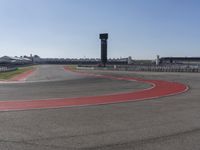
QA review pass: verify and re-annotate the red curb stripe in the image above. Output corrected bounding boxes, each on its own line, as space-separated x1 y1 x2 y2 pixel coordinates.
0 67 188 111
10 69 34 81
0 68 35 83
10 69 35 81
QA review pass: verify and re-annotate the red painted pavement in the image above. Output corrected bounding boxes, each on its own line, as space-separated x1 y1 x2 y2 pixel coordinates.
10 69 35 81
0 67 188 111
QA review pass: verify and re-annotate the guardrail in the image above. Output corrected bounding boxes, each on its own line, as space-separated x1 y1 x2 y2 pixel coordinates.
0 67 17 72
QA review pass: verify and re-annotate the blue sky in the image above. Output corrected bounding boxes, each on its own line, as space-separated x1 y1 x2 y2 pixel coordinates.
0 0 200 59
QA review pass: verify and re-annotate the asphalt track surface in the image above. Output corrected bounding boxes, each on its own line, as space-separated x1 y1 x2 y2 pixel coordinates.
0 65 186 111
0 65 150 101
0 65 199 150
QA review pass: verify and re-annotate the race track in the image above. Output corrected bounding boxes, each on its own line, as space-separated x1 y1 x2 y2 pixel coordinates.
0 65 187 111
0 65 199 150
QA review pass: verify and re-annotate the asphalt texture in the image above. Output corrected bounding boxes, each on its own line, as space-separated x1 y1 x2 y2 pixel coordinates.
0 65 200 150
0 65 149 100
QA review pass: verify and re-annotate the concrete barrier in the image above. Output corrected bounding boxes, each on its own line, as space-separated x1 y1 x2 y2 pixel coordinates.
76 67 94 70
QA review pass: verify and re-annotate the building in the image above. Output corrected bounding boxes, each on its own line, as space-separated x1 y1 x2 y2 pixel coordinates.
0 56 32 65
159 57 200 65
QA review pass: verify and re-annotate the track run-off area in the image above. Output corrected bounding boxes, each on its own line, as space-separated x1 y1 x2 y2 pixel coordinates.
1 65 200 150
0 65 188 111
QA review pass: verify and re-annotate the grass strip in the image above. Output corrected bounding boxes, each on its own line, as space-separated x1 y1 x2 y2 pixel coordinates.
66 65 77 71
0 67 33 80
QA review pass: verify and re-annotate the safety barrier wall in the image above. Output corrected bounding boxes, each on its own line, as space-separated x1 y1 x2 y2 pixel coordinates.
91 65 200 73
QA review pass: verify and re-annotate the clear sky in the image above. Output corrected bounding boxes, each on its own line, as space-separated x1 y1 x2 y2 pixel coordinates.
0 0 200 59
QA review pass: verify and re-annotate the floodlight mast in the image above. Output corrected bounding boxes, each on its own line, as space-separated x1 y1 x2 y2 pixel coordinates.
99 33 108 67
